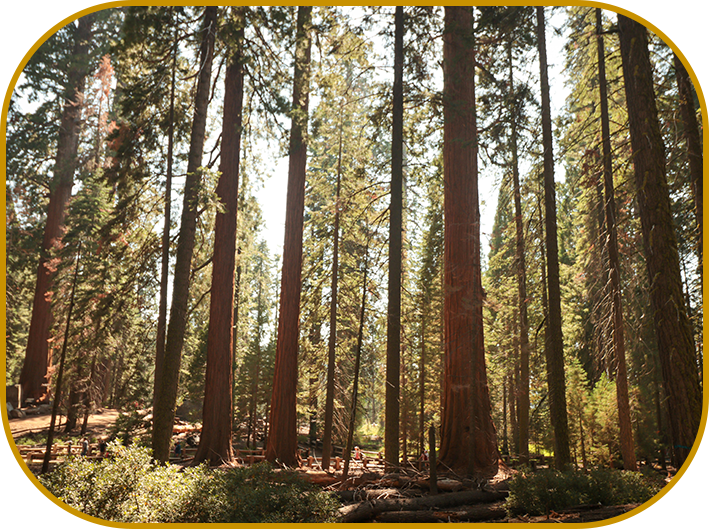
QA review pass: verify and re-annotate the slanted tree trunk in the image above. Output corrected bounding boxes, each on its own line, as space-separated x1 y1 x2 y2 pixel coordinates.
595 8 636 472
42 244 81 474
266 6 312 467
21 14 95 404
439 6 499 478
673 53 703 285
384 5 404 469
536 6 571 469
618 14 701 469
193 8 245 466
152 6 217 463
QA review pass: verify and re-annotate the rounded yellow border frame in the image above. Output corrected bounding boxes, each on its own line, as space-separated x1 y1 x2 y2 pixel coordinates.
0 0 709 529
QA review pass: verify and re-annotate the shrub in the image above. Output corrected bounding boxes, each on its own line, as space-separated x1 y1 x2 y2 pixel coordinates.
40 443 338 523
505 468 664 516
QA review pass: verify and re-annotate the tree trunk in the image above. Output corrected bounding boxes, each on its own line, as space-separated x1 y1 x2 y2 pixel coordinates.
439 6 499 478
266 6 312 468
152 6 217 463
507 39 530 465
596 8 636 472
321 102 345 471
154 16 179 404
618 14 701 469
193 9 245 466
536 6 571 469
42 244 81 474
673 53 703 285
20 14 94 404
343 240 369 480
385 5 404 469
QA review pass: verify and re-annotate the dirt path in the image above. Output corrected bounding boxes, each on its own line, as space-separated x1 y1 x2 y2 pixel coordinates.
8 409 121 439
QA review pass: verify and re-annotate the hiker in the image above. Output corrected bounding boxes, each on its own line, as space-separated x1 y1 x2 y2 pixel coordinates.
174 440 182 459
80 437 89 456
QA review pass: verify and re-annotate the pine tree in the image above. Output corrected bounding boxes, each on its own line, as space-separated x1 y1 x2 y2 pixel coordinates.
152 5 218 463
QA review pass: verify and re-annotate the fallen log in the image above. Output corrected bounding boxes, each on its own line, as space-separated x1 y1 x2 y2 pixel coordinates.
337 489 508 523
374 502 507 523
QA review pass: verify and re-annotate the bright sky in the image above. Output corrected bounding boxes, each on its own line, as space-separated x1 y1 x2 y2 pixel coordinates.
256 7 570 262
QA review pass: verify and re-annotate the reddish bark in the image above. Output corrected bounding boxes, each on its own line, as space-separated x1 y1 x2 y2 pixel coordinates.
20 14 95 403
266 6 312 468
438 6 499 477
618 14 701 469
193 11 245 466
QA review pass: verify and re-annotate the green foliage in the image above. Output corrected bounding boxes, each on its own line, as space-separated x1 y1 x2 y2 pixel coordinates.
40 444 339 523
505 468 663 516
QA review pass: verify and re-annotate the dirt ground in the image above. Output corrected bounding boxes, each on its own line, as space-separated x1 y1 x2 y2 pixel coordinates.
8 409 121 440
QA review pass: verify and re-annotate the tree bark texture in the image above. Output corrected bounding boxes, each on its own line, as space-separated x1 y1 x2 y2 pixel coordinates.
673 53 703 284
266 6 312 468
439 6 499 478
152 5 217 463
596 8 636 472
537 6 571 469
193 10 245 466
21 14 94 403
384 5 404 468
618 14 702 469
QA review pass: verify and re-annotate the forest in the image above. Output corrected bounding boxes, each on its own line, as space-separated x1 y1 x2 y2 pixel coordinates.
4 4 704 524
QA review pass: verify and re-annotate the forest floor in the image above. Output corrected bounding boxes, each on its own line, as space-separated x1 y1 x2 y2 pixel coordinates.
8 408 121 440
5 411 659 523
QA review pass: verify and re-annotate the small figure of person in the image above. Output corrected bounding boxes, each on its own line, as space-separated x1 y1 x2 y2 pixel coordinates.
80 437 89 456
354 446 362 462
174 440 182 459
98 438 107 457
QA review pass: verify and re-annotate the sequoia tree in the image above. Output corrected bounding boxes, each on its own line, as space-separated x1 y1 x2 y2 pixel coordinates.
193 8 246 466
618 14 701 469
19 14 95 403
266 6 312 467
438 6 499 477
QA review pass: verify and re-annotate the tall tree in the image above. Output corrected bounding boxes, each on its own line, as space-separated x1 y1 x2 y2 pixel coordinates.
673 53 703 285
507 37 531 466
438 6 499 477
595 8 636 472
385 4 404 469
536 7 571 469
266 6 313 467
618 14 702 469
20 13 95 403
320 100 344 471
193 8 246 466
152 5 218 463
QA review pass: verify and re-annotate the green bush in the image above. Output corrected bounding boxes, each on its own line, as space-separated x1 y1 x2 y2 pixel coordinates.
40 443 339 523
505 468 663 516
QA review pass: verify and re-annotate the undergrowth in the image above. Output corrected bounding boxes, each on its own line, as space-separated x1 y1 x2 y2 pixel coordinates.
39 443 339 523
505 467 665 516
